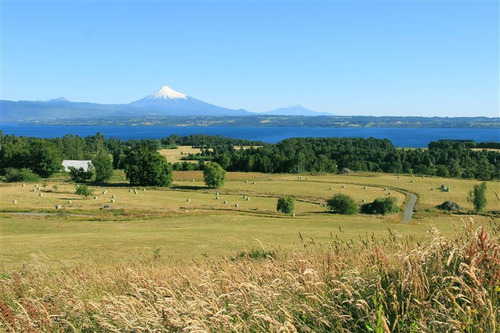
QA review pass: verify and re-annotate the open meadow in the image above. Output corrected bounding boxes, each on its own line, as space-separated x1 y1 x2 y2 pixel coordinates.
1 171 498 268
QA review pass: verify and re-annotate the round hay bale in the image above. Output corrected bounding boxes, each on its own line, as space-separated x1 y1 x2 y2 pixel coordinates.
94 196 99 200
361 199 366 203
67 200 72 204
22 184 25 187
55 205 61 209
102 190 107 194
410 180 414 183
245 180 249 183
216 192 219 196
292 213 296 217
38 193 43 197
305 177 309 181
246 197 250 201
143 188 146 191
111 199 115 203
234 203 239 207
341 185 345 189
192 179 195 182
186 198 190 202
112 195 116 199
223 200 228 204
431 188 434 191
363 186 367 189
252 181 256 185
13 200 17 204
329 187 333 190
216 196 220 200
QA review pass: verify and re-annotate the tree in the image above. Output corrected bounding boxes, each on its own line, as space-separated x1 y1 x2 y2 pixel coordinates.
361 197 399 215
468 182 487 213
29 142 61 178
277 197 295 214
203 162 226 189
75 184 93 198
326 194 357 215
4 168 40 182
69 166 94 183
93 153 114 183
124 144 173 186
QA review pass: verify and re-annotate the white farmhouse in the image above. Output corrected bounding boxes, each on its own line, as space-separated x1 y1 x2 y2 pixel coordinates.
62 160 93 172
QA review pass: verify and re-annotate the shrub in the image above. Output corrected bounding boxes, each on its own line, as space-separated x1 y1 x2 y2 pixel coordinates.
326 194 357 215
361 197 399 215
277 197 295 214
4 168 41 182
436 201 461 212
75 185 93 198
203 162 226 189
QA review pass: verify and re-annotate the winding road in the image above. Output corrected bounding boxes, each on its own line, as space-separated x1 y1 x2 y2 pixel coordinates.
402 192 418 224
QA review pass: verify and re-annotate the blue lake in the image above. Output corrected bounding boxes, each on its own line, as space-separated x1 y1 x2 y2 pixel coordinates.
1 124 499 147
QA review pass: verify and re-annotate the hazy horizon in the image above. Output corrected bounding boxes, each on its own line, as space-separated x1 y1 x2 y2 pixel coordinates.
2 1 499 117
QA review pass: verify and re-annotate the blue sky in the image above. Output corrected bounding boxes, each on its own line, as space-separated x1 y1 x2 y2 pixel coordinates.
2 1 499 116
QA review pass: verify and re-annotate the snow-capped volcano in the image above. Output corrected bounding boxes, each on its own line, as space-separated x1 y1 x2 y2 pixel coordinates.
147 85 188 100
129 85 251 116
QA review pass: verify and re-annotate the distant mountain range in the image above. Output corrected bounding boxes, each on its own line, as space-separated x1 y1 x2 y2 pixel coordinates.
261 105 331 116
0 86 330 122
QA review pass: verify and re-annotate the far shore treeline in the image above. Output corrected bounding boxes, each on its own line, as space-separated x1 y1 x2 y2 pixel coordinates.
0 131 498 181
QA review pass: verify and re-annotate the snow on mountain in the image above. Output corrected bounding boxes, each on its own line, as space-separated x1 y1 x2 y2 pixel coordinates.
147 86 188 100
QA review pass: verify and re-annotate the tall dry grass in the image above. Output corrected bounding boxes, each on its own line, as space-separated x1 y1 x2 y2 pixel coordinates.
1 217 499 332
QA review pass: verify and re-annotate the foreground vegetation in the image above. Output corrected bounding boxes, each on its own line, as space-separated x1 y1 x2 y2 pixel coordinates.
1 218 498 331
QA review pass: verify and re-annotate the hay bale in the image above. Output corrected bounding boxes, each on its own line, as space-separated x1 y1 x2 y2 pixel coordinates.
223 200 228 204
112 195 116 199
22 184 25 187
330 187 333 190
292 213 295 217
388 192 391 195
94 196 99 200
410 180 414 183
383 187 387 191
38 193 43 197
363 186 367 189
186 198 190 202
253 181 256 185
128 189 132 192
111 199 115 203
143 188 146 191
246 197 250 201
67 200 72 204
102 190 107 194
245 180 249 183
341 185 345 188
216 192 219 196
234 203 239 207
216 196 220 200
12 200 17 204
361 199 366 203
431 188 434 191
192 179 195 182
55 205 61 209
397 176 400 179
305 177 309 181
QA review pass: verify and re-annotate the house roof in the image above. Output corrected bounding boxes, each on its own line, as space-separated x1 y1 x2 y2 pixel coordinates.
62 160 93 172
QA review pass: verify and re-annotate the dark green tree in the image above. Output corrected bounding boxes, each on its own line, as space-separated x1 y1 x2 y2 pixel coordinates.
124 145 173 186
326 194 357 215
69 166 94 183
93 153 114 183
29 142 61 178
277 197 295 214
203 162 226 189
467 182 488 213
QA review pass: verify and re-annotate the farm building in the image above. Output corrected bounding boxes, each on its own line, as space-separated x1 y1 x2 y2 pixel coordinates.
62 160 93 172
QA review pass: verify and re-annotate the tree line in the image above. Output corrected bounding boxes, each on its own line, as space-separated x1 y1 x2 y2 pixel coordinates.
0 131 498 182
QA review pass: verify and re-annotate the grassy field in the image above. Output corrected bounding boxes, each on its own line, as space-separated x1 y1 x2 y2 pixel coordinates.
1 171 498 268
1 171 499 331
158 145 211 162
